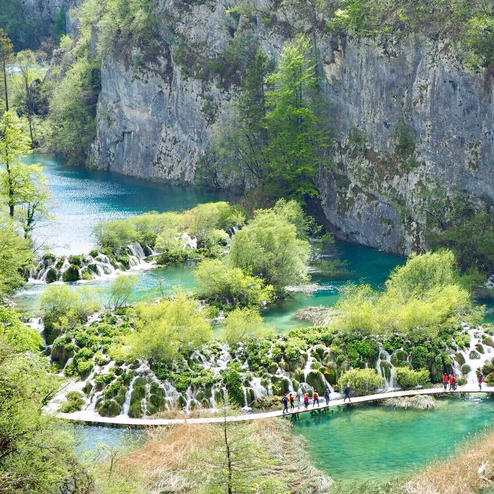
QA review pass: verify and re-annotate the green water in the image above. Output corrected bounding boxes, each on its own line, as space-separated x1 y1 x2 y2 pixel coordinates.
16 155 405 330
294 396 494 481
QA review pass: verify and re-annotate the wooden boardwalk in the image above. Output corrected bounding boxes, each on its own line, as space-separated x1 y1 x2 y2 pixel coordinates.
57 386 494 428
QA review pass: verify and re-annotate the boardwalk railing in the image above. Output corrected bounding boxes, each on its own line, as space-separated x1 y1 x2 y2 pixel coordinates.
57 386 494 428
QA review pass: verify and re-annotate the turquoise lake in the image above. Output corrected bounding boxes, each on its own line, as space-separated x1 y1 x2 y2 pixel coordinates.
16 154 405 331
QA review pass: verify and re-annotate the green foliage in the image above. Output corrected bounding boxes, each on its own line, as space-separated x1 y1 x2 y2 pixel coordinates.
0 306 42 351
47 58 100 163
395 367 430 388
195 259 273 309
40 285 101 343
220 308 274 345
229 201 311 290
328 0 494 69
337 368 386 395
0 222 33 298
428 210 494 274
264 35 331 200
95 202 245 252
0 339 87 493
332 251 480 335
221 362 245 406
59 391 85 413
394 120 415 158
108 274 138 310
115 291 212 362
0 111 50 230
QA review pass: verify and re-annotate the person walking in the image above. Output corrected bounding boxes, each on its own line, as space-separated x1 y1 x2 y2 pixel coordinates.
449 374 456 391
324 388 330 405
442 373 449 391
304 393 310 409
344 384 351 403
289 393 295 410
282 395 289 414
297 390 302 409
478 375 483 390
313 391 319 407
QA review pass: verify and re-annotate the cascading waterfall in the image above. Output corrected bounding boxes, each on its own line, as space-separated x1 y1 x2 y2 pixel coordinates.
30 242 156 284
376 345 398 390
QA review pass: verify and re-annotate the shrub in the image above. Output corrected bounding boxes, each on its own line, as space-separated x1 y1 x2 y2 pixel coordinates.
337 368 386 396
195 259 274 309
395 367 430 389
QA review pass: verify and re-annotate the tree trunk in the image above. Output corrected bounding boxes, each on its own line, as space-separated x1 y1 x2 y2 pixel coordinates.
2 58 8 111
223 418 233 494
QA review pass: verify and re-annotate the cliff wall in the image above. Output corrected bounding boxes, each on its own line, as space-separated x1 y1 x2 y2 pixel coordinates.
88 0 493 254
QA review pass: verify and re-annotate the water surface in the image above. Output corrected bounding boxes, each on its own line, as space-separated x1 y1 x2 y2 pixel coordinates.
295 396 494 481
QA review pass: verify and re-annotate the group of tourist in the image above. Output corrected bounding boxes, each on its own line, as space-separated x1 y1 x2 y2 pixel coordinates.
282 372 487 414
442 373 485 391
281 385 352 414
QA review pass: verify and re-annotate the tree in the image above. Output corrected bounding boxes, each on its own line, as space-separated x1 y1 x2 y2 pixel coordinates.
0 306 42 352
195 259 274 309
221 308 274 345
207 50 273 189
264 35 331 200
116 291 212 362
0 337 91 493
0 223 33 299
0 111 50 224
40 285 101 343
229 207 311 291
0 29 13 112
108 274 138 310
15 50 36 144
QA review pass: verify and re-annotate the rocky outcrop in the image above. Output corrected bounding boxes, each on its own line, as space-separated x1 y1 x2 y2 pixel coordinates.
88 0 493 255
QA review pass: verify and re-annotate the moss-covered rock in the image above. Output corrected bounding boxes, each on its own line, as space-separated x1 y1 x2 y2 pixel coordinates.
98 400 121 417
62 265 80 282
475 343 485 354
306 371 326 392
46 267 59 283
455 352 466 365
81 269 93 280
461 364 472 375
69 255 83 266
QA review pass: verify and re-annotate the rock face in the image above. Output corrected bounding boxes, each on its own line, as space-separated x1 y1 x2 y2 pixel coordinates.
318 36 493 254
18 0 81 38
88 0 493 254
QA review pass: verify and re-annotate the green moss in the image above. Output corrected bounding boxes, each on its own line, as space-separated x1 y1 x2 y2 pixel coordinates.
62 265 80 282
98 400 121 417
128 401 143 418
46 268 59 283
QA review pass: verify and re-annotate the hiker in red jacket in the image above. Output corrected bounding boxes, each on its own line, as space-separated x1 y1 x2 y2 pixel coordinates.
449 374 456 391
478 375 483 390
313 391 319 407
442 373 449 391
289 393 295 409
304 393 310 409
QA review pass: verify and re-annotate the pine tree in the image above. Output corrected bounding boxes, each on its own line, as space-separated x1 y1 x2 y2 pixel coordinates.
264 34 331 201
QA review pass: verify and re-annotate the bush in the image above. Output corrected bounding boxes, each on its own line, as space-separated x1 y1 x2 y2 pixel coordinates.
395 367 430 389
337 368 386 396
457 376 468 386
195 259 273 309
59 391 85 413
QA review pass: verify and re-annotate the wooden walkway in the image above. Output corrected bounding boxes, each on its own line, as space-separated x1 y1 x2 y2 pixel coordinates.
57 386 494 428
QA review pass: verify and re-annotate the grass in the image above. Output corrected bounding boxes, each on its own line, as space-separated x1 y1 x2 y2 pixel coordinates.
403 428 494 494
99 419 332 493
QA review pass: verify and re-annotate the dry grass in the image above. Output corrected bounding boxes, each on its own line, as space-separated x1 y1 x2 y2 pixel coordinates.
112 419 332 494
403 429 494 494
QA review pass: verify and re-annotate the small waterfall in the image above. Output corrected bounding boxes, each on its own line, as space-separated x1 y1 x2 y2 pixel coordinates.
303 351 314 382
26 317 44 334
456 326 493 385
376 345 397 390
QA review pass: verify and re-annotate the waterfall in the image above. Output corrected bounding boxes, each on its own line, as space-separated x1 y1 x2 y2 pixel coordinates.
456 325 493 386
376 345 397 390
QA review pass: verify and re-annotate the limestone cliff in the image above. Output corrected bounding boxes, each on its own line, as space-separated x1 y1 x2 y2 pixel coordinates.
87 0 492 255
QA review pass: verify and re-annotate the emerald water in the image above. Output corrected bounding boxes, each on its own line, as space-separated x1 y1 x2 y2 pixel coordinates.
294 396 494 481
